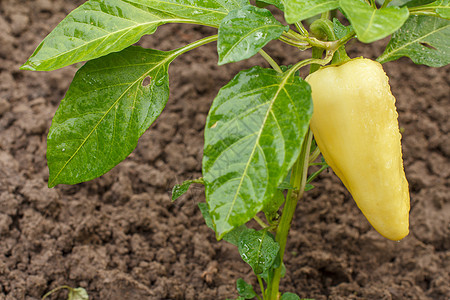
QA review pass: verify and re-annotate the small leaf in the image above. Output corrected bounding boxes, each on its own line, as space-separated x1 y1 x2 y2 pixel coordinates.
340 0 410 43
218 5 288 65
284 0 340 24
198 203 247 246
278 171 293 189
377 15 450 66
172 182 193 201
263 189 285 221
21 0 246 71
69 288 89 300
280 292 300 300
304 184 314 191
203 66 313 238
47 46 175 187
238 228 280 274
172 179 204 201
333 18 353 39
236 278 257 299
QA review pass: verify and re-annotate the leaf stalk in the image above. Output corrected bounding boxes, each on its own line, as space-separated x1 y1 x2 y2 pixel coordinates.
259 49 283 73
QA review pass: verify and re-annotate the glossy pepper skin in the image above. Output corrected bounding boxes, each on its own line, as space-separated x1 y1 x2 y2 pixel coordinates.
306 58 410 241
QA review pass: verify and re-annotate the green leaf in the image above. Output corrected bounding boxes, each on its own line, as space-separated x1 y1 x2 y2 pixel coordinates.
236 278 257 299
284 0 340 24
411 0 450 20
256 0 285 10
263 189 285 221
401 0 436 7
377 15 450 66
259 261 286 282
435 0 450 19
198 203 247 246
333 18 353 39
238 229 280 274
172 178 204 201
199 202 216 230
304 183 314 191
21 0 246 71
47 46 176 187
218 5 288 65
172 182 193 201
68 288 89 300
340 0 410 43
280 293 300 300
376 0 413 6
202 66 313 238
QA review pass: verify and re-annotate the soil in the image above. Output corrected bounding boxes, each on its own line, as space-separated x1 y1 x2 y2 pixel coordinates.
0 0 449 299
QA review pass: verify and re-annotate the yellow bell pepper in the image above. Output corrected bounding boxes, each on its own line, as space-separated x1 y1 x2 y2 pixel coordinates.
306 58 410 241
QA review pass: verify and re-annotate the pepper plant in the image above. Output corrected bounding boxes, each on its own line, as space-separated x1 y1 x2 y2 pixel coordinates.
21 0 449 299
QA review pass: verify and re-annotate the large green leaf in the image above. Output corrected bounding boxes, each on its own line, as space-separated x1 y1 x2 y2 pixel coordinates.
283 0 340 24
238 228 280 274
340 0 410 43
47 46 179 187
21 0 246 71
377 15 450 66
218 5 288 65
202 66 313 238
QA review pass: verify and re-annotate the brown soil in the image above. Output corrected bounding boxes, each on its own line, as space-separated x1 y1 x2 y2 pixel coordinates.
1 0 449 299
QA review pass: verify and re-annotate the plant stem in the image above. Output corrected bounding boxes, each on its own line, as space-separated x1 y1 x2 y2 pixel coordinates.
289 53 334 75
254 215 270 229
259 50 283 73
295 22 308 36
267 130 314 300
283 30 334 49
381 0 392 9
306 164 328 184
42 286 72 300
279 36 310 50
309 147 321 163
257 275 265 300
173 35 218 57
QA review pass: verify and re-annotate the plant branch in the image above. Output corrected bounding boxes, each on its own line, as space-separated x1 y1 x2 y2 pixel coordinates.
334 30 356 49
306 164 328 184
254 215 270 229
279 36 310 50
257 275 265 300
295 22 309 36
282 30 334 49
288 51 334 75
259 50 283 73
381 0 392 9
173 35 218 57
